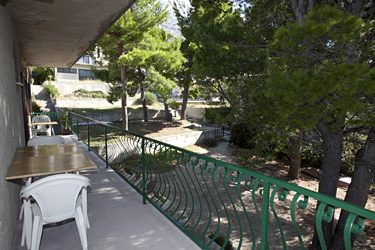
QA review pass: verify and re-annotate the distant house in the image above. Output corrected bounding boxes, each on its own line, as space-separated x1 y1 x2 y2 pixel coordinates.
55 52 106 82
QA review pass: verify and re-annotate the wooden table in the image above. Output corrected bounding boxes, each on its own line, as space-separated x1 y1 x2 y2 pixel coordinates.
6 144 97 180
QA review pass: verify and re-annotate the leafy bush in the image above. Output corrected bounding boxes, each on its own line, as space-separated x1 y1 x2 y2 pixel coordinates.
32 100 42 112
168 99 180 109
134 92 158 105
300 132 364 176
300 144 323 169
44 83 59 98
32 67 55 85
201 138 218 147
230 123 257 148
58 111 69 129
341 133 365 176
72 89 107 98
204 107 231 125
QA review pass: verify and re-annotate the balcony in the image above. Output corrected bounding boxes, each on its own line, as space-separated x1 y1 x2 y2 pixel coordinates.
18 112 375 250
13 135 199 250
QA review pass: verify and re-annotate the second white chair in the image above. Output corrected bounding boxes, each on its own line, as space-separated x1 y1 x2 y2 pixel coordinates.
21 174 91 250
31 115 54 137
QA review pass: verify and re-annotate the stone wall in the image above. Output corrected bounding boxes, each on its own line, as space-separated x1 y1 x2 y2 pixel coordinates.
0 6 25 250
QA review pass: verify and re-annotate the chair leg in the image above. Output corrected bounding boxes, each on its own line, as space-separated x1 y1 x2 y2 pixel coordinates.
31 216 41 250
82 189 90 228
21 217 26 247
24 200 32 249
36 219 43 250
19 204 24 220
75 207 88 250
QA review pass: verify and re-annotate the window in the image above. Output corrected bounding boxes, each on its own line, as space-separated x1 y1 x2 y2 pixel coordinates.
78 55 95 65
57 68 77 74
82 56 90 64
78 69 97 81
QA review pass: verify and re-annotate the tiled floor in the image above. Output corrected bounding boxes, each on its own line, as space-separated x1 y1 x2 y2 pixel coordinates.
13 137 200 250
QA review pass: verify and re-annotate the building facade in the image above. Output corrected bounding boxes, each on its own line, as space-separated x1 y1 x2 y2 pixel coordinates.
55 53 107 82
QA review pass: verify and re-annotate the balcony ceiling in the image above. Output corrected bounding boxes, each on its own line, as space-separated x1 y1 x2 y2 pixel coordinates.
6 0 133 67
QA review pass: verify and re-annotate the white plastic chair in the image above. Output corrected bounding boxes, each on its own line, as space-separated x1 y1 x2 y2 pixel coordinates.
31 115 54 137
27 136 65 147
21 174 91 250
20 136 66 225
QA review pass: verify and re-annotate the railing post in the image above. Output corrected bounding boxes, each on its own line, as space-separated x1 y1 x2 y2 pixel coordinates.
260 181 271 250
77 117 80 140
68 112 72 132
87 119 90 151
141 137 146 205
104 126 108 168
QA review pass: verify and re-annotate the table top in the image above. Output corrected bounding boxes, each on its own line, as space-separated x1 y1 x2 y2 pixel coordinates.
6 144 97 180
29 121 58 126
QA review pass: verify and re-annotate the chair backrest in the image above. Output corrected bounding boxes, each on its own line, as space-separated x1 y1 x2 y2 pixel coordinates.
21 174 91 224
27 136 65 146
32 115 52 134
32 115 51 123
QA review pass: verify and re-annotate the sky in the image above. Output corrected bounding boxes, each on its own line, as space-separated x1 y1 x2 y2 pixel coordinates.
159 0 191 37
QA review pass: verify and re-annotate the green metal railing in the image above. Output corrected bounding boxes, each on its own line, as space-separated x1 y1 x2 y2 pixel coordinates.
68 112 375 250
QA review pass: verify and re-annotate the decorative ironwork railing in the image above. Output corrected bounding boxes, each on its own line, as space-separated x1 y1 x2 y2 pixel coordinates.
68 112 375 250
201 125 225 139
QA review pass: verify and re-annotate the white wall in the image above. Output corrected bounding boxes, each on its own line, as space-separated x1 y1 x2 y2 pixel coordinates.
55 70 78 81
0 6 26 250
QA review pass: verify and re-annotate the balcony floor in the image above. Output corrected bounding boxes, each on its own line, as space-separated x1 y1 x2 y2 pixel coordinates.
13 136 200 250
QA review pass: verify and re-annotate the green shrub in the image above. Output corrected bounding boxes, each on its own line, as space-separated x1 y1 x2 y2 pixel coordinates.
58 111 69 129
73 89 107 99
201 138 218 147
168 99 180 109
300 133 364 176
341 133 365 176
44 83 59 98
300 144 323 169
230 123 257 148
135 92 158 105
204 107 231 125
72 89 107 98
32 100 42 112
32 67 55 85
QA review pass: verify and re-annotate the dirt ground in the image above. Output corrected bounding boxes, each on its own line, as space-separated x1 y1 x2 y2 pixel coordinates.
196 140 375 212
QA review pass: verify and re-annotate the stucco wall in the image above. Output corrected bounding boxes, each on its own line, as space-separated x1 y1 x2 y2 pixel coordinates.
0 6 25 250
55 71 79 81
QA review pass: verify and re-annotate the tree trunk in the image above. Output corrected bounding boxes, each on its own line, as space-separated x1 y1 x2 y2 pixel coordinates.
120 65 128 130
291 0 314 24
140 85 148 122
180 82 189 120
164 102 172 122
330 128 375 249
287 132 302 179
311 121 343 249
350 0 365 17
